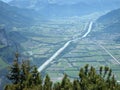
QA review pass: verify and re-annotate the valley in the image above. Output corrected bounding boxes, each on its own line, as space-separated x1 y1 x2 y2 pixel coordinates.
0 0 120 89
12 16 120 83
44 39 120 82
1 12 120 85
16 18 87 67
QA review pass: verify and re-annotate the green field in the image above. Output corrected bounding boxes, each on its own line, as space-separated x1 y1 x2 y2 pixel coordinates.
44 38 120 82
13 18 87 67
5 13 120 82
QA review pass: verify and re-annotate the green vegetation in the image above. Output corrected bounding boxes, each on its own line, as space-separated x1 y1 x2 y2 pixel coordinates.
0 57 8 70
0 45 5 48
5 55 120 90
11 19 87 67
1 9 120 89
45 39 120 80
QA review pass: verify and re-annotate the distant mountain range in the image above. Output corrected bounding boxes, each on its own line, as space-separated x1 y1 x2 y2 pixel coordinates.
0 0 120 22
0 0 120 21
9 0 120 18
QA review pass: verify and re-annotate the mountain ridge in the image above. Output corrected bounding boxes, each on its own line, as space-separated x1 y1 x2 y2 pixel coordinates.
8 0 120 18
96 8 120 33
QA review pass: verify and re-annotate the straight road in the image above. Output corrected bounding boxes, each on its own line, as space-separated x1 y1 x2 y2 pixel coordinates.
97 42 120 65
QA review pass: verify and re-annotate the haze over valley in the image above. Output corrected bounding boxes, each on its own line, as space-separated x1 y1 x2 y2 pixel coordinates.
0 0 120 89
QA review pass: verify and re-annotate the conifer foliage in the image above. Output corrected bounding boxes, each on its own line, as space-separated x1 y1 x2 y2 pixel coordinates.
5 54 120 90
5 53 42 90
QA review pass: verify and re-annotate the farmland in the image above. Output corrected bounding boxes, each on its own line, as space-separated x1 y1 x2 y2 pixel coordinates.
3 13 120 82
14 18 87 67
44 38 120 82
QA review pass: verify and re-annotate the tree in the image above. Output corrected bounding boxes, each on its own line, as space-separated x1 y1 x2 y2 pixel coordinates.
5 53 42 90
78 65 120 90
61 74 72 90
104 66 109 78
5 55 120 90
43 74 52 90
73 79 81 90
53 82 61 90
84 64 89 75
99 66 103 75
31 66 42 85
7 53 20 84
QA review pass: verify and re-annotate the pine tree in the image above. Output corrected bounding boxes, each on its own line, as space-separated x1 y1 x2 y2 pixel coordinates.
43 74 52 90
61 74 72 90
31 66 42 86
5 56 120 90
84 64 89 75
104 66 109 78
53 82 61 90
73 79 81 90
7 53 20 84
5 53 43 90
99 66 103 76
20 60 32 87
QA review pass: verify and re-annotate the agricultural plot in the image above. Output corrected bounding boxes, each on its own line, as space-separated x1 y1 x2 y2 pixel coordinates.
44 38 120 82
10 14 120 82
14 19 86 67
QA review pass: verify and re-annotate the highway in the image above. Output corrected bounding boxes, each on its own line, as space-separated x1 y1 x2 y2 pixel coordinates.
38 21 93 72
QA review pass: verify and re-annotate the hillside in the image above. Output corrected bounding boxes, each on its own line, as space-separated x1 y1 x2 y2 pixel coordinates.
0 28 8 47
0 27 8 69
0 1 37 28
91 8 120 42
0 1 30 62
0 2 33 88
97 8 120 33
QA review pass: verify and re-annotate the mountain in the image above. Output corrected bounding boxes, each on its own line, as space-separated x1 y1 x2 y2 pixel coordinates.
91 8 120 42
9 0 95 17
8 0 120 18
0 28 27 90
96 8 120 33
0 1 32 65
0 28 8 47
0 1 38 28
9 0 120 8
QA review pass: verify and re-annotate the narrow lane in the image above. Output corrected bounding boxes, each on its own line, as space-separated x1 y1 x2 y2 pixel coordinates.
97 42 120 65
